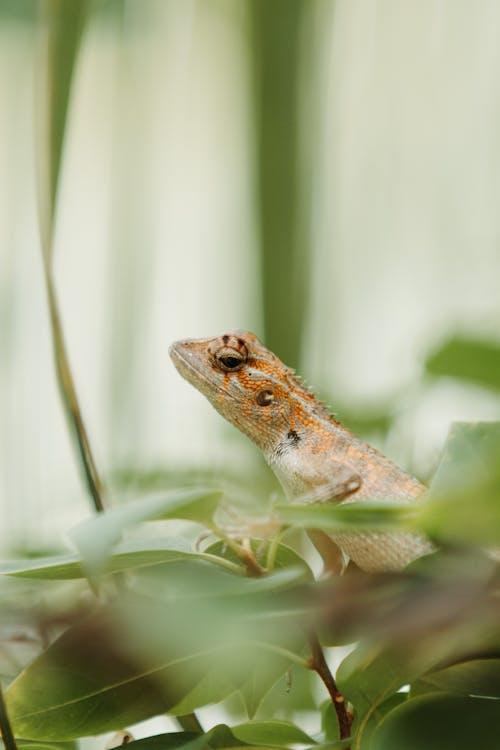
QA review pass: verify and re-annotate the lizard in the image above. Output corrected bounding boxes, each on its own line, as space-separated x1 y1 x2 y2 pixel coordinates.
169 330 434 572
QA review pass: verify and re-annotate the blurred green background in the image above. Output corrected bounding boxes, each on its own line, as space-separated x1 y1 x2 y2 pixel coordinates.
1 0 500 550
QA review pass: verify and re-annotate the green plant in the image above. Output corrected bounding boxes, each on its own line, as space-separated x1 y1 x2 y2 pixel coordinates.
1 4 500 749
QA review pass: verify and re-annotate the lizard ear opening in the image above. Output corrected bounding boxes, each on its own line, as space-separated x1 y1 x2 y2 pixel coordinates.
256 389 274 406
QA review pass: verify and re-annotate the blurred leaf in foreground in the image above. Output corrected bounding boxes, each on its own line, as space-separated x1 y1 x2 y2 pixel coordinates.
0 742 75 750
0 537 241 581
425 336 500 392
120 723 307 750
231 720 315 746
418 658 500 698
5 611 187 740
371 693 500 750
420 421 500 546
69 488 222 576
5 555 310 740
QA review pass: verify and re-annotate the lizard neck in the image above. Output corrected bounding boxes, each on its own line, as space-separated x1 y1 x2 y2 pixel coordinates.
265 404 423 502
263 402 354 495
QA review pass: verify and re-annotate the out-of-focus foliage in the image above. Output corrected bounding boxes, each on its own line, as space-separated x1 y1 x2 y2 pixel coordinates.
2 421 500 746
2 1 500 749
426 336 500 393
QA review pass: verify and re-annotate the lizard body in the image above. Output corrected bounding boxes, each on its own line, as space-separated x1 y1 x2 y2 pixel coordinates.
169 331 433 571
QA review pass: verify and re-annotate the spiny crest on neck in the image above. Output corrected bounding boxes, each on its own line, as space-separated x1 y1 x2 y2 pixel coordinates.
239 332 342 429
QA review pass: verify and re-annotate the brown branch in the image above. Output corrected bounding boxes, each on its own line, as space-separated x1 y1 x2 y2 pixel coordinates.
307 632 352 742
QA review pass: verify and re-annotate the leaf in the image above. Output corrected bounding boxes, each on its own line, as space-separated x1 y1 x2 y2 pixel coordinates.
420 422 500 545
275 502 411 532
336 645 438 750
321 700 340 743
5 556 309 740
116 733 202 750
119 723 288 750
69 488 222 576
420 658 500 698
239 657 294 719
37 0 89 244
231 720 315 746
4 610 233 741
252 666 318 722
371 693 500 750
120 560 310 670
0 744 75 750
428 421 500 493
0 537 228 580
425 336 500 392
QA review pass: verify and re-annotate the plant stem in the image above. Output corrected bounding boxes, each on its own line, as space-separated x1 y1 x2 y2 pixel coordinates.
209 526 266 577
37 1 106 515
0 684 18 750
200 552 246 575
44 274 106 513
266 527 287 571
307 632 352 742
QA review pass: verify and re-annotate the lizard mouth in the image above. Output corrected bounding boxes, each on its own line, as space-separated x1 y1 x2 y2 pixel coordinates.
169 341 236 400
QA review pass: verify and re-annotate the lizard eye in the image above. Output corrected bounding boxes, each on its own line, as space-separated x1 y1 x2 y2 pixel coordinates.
215 348 246 372
256 389 274 406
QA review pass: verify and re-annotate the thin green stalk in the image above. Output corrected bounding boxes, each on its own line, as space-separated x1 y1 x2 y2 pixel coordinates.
0 684 18 750
265 527 288 571
200 552 246 576
42 271 106 513
36 0 106 514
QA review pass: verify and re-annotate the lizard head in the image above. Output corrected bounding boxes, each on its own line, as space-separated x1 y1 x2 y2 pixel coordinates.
169 330 309 452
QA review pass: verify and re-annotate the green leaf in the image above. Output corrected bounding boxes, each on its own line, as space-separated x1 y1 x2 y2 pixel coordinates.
4 555 309 740
371 693 500 750
0 744 75 750
4 610 234 741
425 336 500 392
428 421 500 493
420 422 500 545
239 657 293 720
321 700 340 743
0 537 232 580
120 561 310 669
123 723 288 750
117 733 204 750
275 502 411 532
69 488 222 575
336 645 438 750
231 720 315 746
253 666 318 722
37 0 89 245
420 658 500 698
